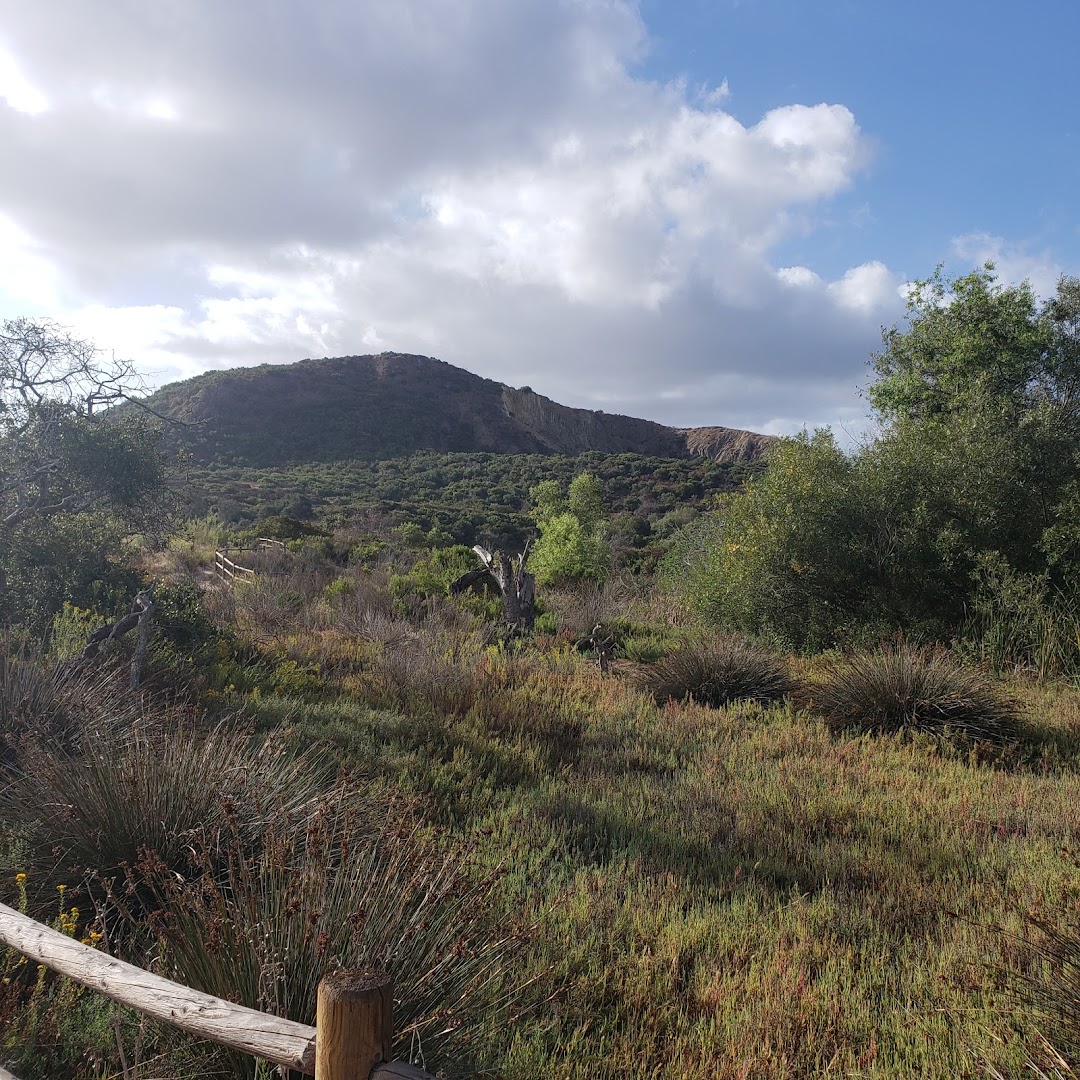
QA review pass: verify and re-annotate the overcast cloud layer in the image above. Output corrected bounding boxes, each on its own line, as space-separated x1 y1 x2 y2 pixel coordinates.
0 0 975 434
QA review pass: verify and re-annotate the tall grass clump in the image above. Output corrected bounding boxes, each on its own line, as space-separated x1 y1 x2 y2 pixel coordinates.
1000 908 1080 1074
130 791 534 1078
0 650 148 767
806 642 1023 743
965 557 1080 681
635 634 795 708
0 662 333 924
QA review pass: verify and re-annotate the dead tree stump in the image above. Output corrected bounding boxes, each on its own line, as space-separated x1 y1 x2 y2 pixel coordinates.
469 544 536 632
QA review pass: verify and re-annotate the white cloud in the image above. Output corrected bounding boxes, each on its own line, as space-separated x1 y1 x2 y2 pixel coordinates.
65 303 190 381
777 266 823 289
827 261 902 313
0 213 61 311
952 232 1064 300
0 0 908 433
0 46 48 115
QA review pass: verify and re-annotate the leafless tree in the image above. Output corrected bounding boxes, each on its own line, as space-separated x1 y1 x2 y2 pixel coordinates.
1 318 161 528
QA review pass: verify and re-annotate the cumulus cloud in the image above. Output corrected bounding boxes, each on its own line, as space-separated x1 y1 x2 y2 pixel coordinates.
0 0 907 433
952 233 1065 301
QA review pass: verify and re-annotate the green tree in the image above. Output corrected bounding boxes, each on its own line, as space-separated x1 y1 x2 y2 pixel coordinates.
869 266 1080 582
528 472 610 586
0 319 171 627
668 431 871 649
868 265 1048 422
675 267 1080 650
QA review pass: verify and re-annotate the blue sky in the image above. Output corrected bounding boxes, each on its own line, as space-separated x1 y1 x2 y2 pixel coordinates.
641 0 1079 282
0 0 1076 437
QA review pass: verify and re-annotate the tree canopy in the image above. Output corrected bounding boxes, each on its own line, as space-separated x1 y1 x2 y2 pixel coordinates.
528 472 610 586
0 319 172 625
672 267 1080 652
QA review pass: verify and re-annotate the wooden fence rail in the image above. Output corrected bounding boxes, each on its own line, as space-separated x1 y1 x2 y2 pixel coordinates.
0 902 435 1079
213 548 256 582
213 538 289 583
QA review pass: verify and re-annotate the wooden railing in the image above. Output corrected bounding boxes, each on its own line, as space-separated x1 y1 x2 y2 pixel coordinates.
0 902 436 1079
213 548 256 582
214 538 289 583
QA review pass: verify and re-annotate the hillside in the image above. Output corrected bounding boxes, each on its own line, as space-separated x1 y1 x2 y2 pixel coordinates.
143 352 774 467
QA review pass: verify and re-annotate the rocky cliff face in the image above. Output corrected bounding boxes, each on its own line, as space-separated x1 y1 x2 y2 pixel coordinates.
498 386 690 457
143 352 776 466
679 425 777 464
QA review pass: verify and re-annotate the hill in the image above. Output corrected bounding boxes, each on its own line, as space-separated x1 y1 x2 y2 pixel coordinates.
143 352 774 467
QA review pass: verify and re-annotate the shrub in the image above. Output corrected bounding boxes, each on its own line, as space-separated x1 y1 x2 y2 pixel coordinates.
805 643 1022 743
635 635 795 708
541 578 642 640
0 669 333 925
130 796 534 1076
47 603 109 663
963 554 1080 681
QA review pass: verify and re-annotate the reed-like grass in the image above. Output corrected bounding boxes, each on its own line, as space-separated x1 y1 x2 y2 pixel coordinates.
804 642 1024 743
634 634 795 708
131 792 535 1077
995 902 1080 1073
0 659 333 927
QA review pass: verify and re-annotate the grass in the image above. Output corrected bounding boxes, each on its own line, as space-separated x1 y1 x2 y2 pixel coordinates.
996 899 1080 1072
634 633 795 708
5 566 1080 1078
130 790 536 1077
219 611 1080 1077
0 668 334 928
803 642 1024 744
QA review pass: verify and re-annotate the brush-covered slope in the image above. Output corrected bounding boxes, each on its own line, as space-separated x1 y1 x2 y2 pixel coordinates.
145 352 773 466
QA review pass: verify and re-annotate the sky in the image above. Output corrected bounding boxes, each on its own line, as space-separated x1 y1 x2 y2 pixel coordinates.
0 0 1077 438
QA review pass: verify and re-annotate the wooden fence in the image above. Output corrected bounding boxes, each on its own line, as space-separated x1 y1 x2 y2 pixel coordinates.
213 538 288 583
213 548 256 582
0 902 436 1079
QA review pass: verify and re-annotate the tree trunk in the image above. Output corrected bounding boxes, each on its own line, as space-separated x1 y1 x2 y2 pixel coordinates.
471 545 536 632
74 587 156 687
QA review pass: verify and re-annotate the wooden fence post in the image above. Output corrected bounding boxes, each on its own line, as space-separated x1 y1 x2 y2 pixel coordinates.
315 971 393 1080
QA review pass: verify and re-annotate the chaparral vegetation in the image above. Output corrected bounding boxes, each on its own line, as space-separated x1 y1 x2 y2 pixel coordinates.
2 268 1080 1078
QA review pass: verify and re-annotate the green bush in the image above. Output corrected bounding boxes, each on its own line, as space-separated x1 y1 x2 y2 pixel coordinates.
805 643 1022 743
46 603 108 663
963 554 1080 681
248 514 327 542
635 635 795 708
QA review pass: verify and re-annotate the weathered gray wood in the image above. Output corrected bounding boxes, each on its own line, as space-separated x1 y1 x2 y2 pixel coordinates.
0 902 317 1074
72 586 157 687
214 549 256 582
129 589 155 688
0 1065 23 1080
472 543 536 631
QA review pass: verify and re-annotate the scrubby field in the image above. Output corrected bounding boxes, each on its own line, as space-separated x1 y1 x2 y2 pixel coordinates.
6 555 1074 1079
